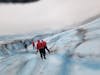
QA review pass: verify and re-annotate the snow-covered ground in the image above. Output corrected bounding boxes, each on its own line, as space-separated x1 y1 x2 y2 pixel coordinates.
0 18 100 75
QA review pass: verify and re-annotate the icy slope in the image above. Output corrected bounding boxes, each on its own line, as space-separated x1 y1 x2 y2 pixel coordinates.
0 18 100 75
43 18 100 75
46 17 100 54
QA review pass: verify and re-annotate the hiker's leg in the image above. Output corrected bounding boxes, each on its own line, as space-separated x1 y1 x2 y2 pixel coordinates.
39 50 43 59
43 49 46 59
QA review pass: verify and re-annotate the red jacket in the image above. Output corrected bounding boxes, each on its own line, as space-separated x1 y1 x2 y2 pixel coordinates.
36 41 43 50
32 41 35 46
42 41 47 47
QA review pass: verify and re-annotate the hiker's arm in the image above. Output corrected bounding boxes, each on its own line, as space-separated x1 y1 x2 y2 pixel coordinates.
45 46 50 53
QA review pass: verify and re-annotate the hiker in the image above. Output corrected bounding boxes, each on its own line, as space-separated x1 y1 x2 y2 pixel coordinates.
42 40 50 54
32 41 35 50
36 40 46 59
23 41 28 52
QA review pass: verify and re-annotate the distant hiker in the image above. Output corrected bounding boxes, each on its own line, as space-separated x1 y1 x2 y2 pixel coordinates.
32 41 35 50
23 42 28 52
42 40 50 54
36 40 46 59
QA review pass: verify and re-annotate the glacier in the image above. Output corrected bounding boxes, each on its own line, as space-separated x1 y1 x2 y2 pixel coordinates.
0 18 100 75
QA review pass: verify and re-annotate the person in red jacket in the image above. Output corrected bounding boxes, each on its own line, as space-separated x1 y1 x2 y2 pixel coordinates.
36 40 46 59
42 40 50 54
32 41 35 50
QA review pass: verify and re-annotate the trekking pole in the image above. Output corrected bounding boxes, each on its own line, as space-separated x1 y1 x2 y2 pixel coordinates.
49 43 57 54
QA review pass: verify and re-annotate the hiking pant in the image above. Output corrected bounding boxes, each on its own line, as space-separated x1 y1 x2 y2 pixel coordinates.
39 48 46 59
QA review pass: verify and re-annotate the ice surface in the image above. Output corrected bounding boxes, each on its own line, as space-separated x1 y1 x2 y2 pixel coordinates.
0 18 100 75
